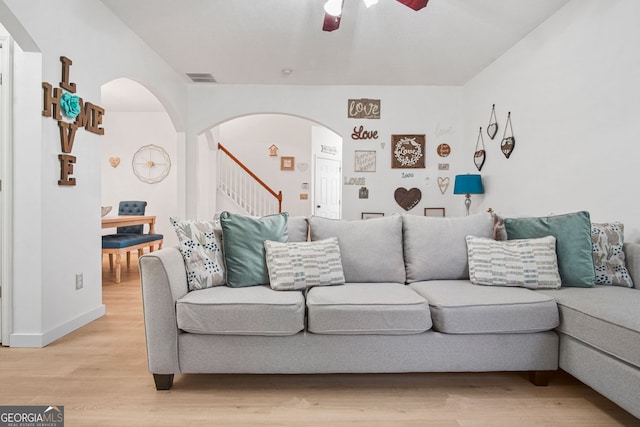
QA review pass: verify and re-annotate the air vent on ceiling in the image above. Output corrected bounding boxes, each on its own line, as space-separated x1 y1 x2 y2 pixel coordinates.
186 73 217 83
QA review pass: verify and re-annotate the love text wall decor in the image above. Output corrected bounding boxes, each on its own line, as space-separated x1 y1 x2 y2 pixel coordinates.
42 56 105 186
347 99 380 119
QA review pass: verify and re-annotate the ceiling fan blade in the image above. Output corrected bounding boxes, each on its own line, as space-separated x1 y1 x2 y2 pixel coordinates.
396 0 429 11
322 13 341 31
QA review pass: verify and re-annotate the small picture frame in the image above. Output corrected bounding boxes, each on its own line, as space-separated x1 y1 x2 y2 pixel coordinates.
361 212 384 220
424 208 445 217
280 156 295 171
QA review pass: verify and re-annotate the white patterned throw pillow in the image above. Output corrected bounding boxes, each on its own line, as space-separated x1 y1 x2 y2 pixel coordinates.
466 235 561 289
591 222 633 287
264 237 345 291
170 217 225 291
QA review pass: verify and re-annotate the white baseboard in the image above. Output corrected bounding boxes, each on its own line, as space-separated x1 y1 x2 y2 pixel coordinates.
9 304 106 348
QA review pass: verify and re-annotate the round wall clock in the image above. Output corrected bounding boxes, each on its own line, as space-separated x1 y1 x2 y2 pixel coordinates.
132 144 171 184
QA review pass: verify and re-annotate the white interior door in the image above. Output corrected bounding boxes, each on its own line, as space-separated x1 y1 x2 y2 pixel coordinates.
314 157 341 219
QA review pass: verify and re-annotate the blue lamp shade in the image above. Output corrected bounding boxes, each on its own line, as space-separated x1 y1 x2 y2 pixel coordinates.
453 174 484 195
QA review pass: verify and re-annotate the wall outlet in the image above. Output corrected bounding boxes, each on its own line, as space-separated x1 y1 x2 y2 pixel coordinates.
75 273 83 290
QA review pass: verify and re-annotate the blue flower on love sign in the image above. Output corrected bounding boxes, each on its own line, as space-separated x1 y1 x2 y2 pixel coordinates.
60 92 81 119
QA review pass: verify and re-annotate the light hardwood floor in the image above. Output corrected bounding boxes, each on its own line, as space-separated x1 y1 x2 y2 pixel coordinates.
1 257 638 426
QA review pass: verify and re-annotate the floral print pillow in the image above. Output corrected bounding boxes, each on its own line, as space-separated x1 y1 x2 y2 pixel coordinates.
170 217 225 291
591 223 633 287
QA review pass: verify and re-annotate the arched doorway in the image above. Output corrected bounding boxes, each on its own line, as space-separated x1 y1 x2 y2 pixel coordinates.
100 78 180 256
198 114 342 219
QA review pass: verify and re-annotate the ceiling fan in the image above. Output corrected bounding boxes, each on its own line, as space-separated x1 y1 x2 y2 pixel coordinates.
323 0 429 32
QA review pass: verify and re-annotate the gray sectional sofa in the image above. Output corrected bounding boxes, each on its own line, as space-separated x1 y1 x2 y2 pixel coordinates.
138 213 640 419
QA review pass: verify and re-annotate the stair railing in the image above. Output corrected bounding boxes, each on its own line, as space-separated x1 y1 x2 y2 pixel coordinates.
217 143 282 216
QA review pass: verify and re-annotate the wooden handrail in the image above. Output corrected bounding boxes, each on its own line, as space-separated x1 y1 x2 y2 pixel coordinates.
218 143 282 213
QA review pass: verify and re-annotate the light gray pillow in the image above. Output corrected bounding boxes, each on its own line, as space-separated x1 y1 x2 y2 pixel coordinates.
466 235 562 289
264 237 345 291
308 215 405 283
403 213 494 282
288 216 309 242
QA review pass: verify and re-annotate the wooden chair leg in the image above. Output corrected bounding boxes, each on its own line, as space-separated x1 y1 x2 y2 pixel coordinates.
126 251 131 268
108 253 114 270
115 253 122 284
138 248 144 258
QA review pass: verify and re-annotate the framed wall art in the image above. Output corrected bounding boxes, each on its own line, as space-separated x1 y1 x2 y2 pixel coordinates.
361 212 384 220
280 156 295 171
354 150 376 172
391 134 425 169
424 208 446 217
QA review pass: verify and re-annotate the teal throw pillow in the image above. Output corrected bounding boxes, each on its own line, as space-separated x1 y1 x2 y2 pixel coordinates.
220 211 289 287
504 211 595 287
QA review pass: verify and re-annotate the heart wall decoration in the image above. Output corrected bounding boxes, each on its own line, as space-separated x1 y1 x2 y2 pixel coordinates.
474 127 486 171
109 157 120 168
437 177 450 194
487 104 498 139
501 112 516 159
394 187 422 211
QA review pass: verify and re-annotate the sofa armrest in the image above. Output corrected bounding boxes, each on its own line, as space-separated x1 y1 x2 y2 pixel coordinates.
623 243 640 290
139 247 188 375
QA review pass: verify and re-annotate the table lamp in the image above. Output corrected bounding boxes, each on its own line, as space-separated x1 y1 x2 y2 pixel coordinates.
453 174 484 216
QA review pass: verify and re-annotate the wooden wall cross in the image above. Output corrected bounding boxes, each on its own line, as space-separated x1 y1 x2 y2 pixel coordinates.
42 56 105 186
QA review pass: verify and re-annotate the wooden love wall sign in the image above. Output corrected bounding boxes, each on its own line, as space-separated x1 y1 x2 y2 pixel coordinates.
394 187 422 211
42 56 105 186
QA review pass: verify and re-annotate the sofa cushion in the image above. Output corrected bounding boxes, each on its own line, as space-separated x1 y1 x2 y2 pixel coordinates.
220 211 289 287
288 216 309 242
409 280 559 334
591 223 633 287
176 285 304 336
537 286 640 368
466 235 561 289
170 217 225 290
505 211 595 288
264 237 345 291
308 215 405 283
306 282 431 335
403 213 494 282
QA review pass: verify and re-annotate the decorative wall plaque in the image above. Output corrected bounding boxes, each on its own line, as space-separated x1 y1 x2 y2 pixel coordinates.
436 143 451 157
42 56 105 186
394 187 422 211
354 150 376 172
351 125 379 140
347 98 380 119
391 134 425 169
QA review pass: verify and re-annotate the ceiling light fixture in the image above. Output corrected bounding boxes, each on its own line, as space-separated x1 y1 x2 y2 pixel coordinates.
324 0 343 17
322 0 428 32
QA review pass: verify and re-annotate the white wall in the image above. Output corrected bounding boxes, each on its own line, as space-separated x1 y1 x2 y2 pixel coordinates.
463 0 640 240
188 85 467 220
101 112 178 247
2 0 187 347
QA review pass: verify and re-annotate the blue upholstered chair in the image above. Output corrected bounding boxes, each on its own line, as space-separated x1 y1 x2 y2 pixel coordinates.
116 201 147 234
102 201 163 283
